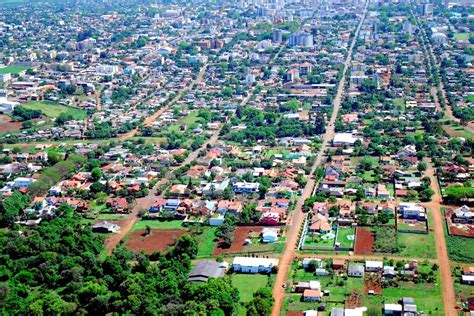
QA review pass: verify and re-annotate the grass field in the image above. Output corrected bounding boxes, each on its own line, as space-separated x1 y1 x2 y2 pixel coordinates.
396 231 436 259
454 32 471 41
195 227 217 258
442 209 474 263
0 65 30 74
96 214 126 221
168 111 201 132
22 101 87 120
130 220 184 232
336 226 355 248
231 274 269 302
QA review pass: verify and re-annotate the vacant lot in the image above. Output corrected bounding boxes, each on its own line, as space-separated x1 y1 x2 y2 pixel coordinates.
0 115 21 133
355 227 374 255
125 229 186 254
214 226 263 255
397 232 436 259
454 32 471 41
0 65 29 73
22 101 86 119
231 274 270 302
130 220 184 232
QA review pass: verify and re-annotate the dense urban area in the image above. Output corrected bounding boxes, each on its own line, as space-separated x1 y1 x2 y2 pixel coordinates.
0 0 473 315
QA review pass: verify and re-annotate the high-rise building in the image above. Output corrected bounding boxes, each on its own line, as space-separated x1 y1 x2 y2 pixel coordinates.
420 3 433 17
289 32 313 48
272 29 283 43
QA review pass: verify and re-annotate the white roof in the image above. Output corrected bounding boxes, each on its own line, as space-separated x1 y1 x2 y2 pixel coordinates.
334 133 359 144
462 275 474 281
345 307 367 316
309 280 320 290
233 257 279 267
385 304 403 311
366 260 383 268
304 310 318 316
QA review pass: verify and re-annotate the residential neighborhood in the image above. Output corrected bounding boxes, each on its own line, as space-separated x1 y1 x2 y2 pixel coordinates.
0 0 472 315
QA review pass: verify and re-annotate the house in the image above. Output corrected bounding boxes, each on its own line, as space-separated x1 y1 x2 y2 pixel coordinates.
232 257 279 274
332 259 345 270
383 266 397 278
296 280 320 293
333 133 361 146
452 206 474 224
262 227 279 243
150 199 166 213
348 265 365 277
217 200 243 216
308 214 331 233
399 202 425 220
315 268 330 276
377 183 390 199
462 266 474 276
365 260 383 272
302 258 322 269
233 181 259 193
12 177 35 188
303 289 322 302
209 214 225 226
92 221 120 233
384 303 402 315
188 260 227 283
462 275 474 285
401 297 417 314
163 199 180 213
365 187 376 198
259 212 281 226
107 197 129 213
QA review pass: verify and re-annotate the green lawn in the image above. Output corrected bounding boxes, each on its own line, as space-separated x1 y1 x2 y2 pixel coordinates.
130 220 184 232
304 233 335 248
96 214 125 221
231 274 270 302
362 170 376 182
0 65 30 74
442 208 474 263
396 232 436 259
336 226 355 248
168 111 201 133
22 101 87 120
454 32 471 41
195 227 217 258
90 201 108 212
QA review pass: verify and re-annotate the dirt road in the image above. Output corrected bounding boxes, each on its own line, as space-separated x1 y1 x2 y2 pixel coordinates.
270 4 368 315
420 159 457 316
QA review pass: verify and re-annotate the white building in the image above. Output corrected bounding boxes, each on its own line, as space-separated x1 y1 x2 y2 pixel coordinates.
333 133 362 146
232 257 279 274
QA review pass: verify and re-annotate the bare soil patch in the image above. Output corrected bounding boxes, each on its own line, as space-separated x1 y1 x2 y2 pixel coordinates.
355 227 374 255
125 229 186 254
213 226 264 255
0 115 21 132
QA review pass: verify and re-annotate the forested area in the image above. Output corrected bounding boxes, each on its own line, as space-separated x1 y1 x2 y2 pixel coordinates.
0 208 247 315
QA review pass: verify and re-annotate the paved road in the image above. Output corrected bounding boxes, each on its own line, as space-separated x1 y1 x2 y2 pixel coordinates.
420 159 457 316
270 4 368 315
416 11 474 134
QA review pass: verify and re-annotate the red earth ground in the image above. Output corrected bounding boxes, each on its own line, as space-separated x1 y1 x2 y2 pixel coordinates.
354 227 375 255
0 115 21 133
124 229 186 254
213 226 264 255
